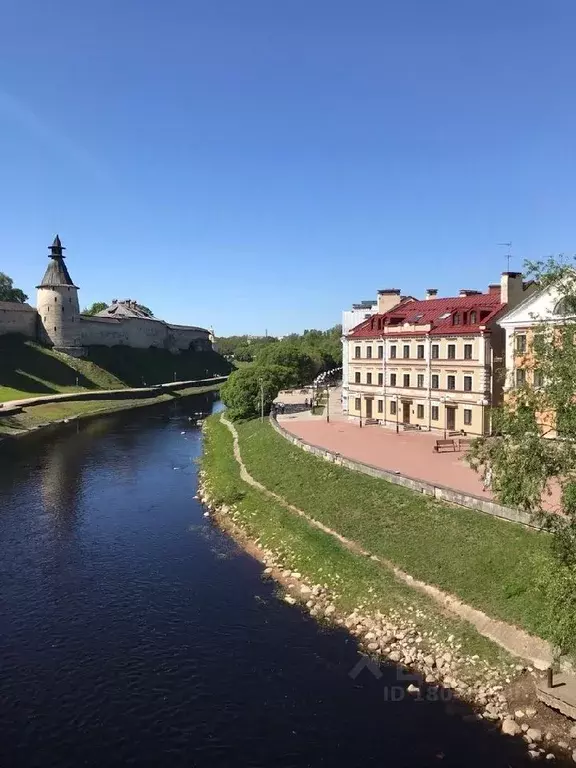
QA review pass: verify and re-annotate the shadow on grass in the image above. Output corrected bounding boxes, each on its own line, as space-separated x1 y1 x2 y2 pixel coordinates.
0 335 95 394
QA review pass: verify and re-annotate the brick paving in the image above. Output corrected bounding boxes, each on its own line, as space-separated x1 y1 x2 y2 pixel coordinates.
280 415 491 498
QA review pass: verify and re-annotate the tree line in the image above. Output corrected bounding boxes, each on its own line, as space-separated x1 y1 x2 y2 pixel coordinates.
220 326 342 421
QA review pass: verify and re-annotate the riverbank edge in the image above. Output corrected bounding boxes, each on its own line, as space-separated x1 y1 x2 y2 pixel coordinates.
198 413 575 759
0 383 222 443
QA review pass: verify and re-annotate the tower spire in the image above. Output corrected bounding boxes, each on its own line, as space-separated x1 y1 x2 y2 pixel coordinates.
49 234 66 258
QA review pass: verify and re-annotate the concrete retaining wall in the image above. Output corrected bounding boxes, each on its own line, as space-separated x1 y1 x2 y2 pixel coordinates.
270 417 538 530
0 376 228 416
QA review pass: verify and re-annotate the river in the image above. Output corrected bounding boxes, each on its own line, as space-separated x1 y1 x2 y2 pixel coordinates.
0 394 532 766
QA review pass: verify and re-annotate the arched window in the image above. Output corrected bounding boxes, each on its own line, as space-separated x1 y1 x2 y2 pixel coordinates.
470 311 477 324
554 297 576 316
54 297 57 302
453 313 460 325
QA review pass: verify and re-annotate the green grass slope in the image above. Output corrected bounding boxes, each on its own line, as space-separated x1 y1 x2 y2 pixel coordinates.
0 334 232 402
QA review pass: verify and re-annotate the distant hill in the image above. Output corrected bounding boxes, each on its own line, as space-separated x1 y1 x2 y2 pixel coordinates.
0 334 233 403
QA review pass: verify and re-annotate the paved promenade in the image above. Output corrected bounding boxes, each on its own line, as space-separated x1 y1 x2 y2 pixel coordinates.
276 387 491 499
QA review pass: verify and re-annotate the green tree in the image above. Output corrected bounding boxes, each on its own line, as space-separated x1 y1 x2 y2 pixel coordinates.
255 342 318 387
468 256 576 654
220 364 291 421
0 273 28 303
82 302 107 316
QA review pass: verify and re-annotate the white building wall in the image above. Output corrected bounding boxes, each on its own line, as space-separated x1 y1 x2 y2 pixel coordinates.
341 304 377 413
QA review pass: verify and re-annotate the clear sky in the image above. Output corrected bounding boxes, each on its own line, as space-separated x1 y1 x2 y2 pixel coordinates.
1 1 575 335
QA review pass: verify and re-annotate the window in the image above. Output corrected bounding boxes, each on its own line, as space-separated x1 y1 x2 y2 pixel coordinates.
417 344 424 359
54 297 57 303
354 346 361 359
417 404 424 419
69 298 72 304
431 405 439 421
447 344 456 359
354 371 361 383
390 400 397 415
61 306 64 313
431 344 439 359
390 346 397 359
431 375 439 389
516 368 526 387
464 376 472 392
377 399 383 413
390 373 397 386
417 374 424 388
534 369 544 388
447 375 456 390
378 345 383 359
516 334 527 353
403 374 410 388
378 372 383 386
355 398 361 411
403 345 410 359
453 313 460 325
464 409 472 426
366 372 372 384
464 344 472 360
470 311 477 324
366 346 372 359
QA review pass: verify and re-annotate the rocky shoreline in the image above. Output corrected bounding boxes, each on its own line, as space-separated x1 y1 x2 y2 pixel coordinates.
197 461 576 763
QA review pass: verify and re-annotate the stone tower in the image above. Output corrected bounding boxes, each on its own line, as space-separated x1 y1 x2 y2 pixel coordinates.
37 235 81 351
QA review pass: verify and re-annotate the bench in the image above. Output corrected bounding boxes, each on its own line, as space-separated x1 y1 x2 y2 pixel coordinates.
403 423 421 431
434 438 457 452
456 438 472 451
364 418 379 426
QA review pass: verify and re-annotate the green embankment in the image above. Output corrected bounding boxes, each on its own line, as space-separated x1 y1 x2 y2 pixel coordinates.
0 334 232 402
234 419 559 651
202 414 511 664
0 384 221 436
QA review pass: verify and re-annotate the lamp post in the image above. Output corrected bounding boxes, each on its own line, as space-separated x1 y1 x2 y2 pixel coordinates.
395 395 399 434
441 395 452 439
326 385 330 423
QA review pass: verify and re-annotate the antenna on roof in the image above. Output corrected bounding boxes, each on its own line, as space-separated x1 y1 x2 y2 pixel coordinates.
498 242 513 271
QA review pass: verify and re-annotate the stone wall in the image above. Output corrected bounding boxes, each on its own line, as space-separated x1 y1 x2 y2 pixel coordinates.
78 316 211 351
0 303 38 338
270 416 538 530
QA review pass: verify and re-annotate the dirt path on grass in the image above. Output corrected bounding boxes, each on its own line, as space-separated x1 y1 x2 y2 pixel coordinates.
221 413 555 670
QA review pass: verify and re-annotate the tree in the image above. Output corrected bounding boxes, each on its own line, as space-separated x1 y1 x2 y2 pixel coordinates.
82 302 107 316
220 364 292 421
255 342 318 387
0 273 28 303
468 256 576 655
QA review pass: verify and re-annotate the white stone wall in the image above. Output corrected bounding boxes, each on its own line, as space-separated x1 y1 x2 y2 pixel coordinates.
0 305 37 338
37 285 81 348
78 316 211 351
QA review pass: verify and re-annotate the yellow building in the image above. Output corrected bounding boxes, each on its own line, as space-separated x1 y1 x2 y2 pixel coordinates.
344 273 534 436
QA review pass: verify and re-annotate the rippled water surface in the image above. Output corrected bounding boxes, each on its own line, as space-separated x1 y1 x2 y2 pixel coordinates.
0 394 532 766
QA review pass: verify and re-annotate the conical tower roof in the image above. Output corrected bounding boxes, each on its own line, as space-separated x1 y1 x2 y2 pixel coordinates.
37 235 78 288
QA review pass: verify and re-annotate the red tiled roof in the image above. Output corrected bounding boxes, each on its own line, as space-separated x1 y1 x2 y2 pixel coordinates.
348 294 505 338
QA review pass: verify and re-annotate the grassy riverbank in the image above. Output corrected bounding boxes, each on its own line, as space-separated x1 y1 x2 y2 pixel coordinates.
0 334 232 402
234 419 560 654
0 384 221 437
202 414 513 666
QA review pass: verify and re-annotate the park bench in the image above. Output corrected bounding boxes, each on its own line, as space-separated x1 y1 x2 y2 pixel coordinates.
403 423 421 431
364 418 379 426
433 438 457 452
456 438 472 451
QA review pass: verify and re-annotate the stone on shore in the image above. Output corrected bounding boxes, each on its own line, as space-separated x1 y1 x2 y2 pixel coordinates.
501 718 522 737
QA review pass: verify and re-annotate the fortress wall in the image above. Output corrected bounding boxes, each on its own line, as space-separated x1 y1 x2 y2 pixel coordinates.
80 316 168 348
169 326 211 351
0 305 37 338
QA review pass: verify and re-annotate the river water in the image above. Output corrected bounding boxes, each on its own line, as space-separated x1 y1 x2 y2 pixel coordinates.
0 394 532 767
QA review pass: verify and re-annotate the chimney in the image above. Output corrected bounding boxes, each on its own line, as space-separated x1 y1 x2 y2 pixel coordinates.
459 289 481 298
487 284 500 296
425 288 438 300
377 288 401 314
500 272 524 308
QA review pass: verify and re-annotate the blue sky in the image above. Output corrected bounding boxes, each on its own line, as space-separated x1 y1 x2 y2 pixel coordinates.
1 1 575 335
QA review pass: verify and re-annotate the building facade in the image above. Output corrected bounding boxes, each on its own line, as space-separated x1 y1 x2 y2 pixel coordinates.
345 273 535 436
0 236 214 355
341 299 377 414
